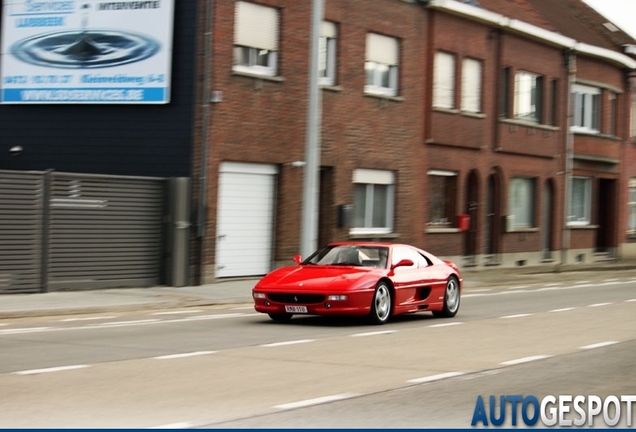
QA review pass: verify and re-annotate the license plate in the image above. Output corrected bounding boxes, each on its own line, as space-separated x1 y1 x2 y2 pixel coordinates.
285 305 308 313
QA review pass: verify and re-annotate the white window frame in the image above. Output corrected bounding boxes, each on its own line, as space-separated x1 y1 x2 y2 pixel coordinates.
433 51 455 109
568 177 592 226
319 21 337 86
461 58 482 113
508 177 535 228
514 71 542 123
351 169 395 235
571 84 601 133
233 1 279 77
364 33 399 97
628 179 636 234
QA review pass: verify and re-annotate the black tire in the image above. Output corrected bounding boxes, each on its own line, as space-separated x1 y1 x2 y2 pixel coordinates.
433 276 460 318
268 312 293 322
368 281 392 325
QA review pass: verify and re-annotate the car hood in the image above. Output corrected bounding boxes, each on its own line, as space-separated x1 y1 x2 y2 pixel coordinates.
255 265 382 291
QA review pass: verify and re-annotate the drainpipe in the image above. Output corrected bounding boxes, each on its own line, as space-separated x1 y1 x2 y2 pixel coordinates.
561 49 575 267
197 0 214 279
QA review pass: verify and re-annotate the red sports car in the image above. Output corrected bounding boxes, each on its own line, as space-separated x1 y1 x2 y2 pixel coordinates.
252 242 462 324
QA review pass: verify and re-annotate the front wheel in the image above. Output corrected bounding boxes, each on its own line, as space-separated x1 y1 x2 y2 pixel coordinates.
433 276 460 318
368 281 392 325
268 312 293 322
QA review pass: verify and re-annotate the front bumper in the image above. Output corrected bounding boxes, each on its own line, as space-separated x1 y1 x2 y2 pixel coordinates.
253 288 374 316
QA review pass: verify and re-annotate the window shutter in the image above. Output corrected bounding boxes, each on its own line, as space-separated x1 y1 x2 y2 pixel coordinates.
235 1 279 51
434 52 455 108
366 33 398 65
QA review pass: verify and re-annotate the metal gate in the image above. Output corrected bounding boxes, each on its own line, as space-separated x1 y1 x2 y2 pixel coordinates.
0 170 169 293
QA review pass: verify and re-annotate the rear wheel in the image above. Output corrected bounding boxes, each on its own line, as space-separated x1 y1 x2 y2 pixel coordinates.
369 281 392 325
433 276 460 318
268 312 292 322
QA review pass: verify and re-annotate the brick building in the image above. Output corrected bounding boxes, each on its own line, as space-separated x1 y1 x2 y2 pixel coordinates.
192 0 636 282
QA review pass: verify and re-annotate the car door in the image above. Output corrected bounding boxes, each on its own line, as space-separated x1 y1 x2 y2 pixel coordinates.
390 246 426 307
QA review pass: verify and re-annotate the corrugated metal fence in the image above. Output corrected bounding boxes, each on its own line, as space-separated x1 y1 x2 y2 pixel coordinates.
0 170 168 294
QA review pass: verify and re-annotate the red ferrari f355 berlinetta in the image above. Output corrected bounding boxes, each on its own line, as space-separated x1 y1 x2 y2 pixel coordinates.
252 242 462 324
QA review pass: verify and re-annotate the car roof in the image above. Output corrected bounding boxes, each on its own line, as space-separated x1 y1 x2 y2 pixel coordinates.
327 241 407 248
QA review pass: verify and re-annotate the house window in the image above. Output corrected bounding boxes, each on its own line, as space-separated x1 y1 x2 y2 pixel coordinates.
514 71 543 123
500 67 510 117
352 169 395 234
319 21 337 86
569 177 592 225
571 84 600 133
428 170 457 226
609 92 617 136
365 33 399 96
550 79 558 126
233 1 279 76
509 177 535 228
433 52 455 109
629 179 636 234
461 58 482 113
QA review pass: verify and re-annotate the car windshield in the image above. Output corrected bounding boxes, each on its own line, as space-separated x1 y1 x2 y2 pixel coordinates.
304 245 389 268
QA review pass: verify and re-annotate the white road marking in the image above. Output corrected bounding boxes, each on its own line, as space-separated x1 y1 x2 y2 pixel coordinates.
588 302 612 307
102 319 161 326
507 285 529 290
500 313 532 319
350 330 397 337
407 371 466 384
14 364 89 375
231 306 256 310
0 313 255 336
549 307 576 313
500 355 552 366
154 351 216 360
58 316 118 322
543 283 562 287
468 289 492 293
151 310 203 316
579 341 619 350
626 299 636 303
274 393 360 410
0 323 8 327
149 422 194 429
464 280 628 298
0 327 52 335
603 279 619 282
427 322 463 328
261 339 315 347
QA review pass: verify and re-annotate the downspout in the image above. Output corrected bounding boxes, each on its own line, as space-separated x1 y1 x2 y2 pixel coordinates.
197 0 214 281
561 49 575 267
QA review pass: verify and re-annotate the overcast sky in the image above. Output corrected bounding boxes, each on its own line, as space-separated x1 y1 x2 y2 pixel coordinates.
582 0 636 40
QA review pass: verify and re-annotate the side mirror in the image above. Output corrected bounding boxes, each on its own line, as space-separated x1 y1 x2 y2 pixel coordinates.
391 259 413 270
293 254 303 265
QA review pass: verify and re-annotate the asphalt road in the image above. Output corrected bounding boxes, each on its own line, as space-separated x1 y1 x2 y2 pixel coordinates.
0 276 634 428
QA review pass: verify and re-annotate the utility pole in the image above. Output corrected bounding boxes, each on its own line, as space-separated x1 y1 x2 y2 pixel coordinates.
300 0 324 258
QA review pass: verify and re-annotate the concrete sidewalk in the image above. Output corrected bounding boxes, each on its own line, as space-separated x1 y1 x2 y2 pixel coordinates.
2 261 636 319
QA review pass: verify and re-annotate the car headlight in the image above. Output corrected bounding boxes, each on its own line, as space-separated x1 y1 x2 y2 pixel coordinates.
327 295 348 301
253 292 266 299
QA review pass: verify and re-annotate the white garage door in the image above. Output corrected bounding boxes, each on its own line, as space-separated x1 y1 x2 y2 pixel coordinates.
216 162 278 278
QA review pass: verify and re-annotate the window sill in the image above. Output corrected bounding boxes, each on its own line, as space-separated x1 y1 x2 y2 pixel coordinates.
461 111 486 119
571 130 620 141
432 107 460 115
426 227 461 234
567 224 599 230
363 92 404 102
321 85 343 92
500 118 559 132
348 232 400 240
506 227 539 233
231 70 285 83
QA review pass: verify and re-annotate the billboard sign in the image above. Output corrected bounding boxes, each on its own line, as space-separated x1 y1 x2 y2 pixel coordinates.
0 0 175 104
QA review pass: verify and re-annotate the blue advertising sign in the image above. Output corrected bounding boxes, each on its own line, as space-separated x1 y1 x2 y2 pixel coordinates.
0 0 175 104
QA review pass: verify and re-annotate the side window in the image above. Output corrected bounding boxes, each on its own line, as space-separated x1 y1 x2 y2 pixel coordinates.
391 247 425 269
319 21 337 86
233 1 279 77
